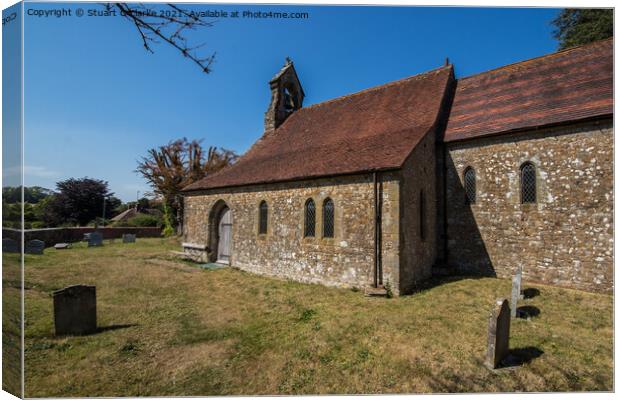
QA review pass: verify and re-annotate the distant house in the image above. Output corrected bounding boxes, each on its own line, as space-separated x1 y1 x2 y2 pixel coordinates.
182 39 613 295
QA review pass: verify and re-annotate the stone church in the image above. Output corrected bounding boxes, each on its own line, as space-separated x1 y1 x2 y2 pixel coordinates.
182 38 613 295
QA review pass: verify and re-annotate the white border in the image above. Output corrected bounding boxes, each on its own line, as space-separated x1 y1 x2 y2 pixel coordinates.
0 2 616 400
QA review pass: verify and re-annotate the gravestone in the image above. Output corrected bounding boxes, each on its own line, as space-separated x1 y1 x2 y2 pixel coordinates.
53 285 97 335
25 239 45 255
2 238 19 253
485 298 511 369
122 234 136 243
511 275 520 318
54 243 72 250
88 231 103 247
516 266 524 300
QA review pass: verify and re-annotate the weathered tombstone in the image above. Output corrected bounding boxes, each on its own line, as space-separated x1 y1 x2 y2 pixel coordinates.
485 298 511 369
54 243 72 250
88 231 103 247
2 238 19 253
122 234 136 243
25 239 45 255
53 285 97 335
511 275 520 318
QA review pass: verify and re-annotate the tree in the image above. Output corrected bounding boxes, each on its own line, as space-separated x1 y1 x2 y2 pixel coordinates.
136 138 238 231
2 186 53 204
107 3 216 73
552 9 613 50
43 178 121 226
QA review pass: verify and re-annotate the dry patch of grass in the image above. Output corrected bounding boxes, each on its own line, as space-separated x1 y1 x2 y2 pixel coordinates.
21 238 613 396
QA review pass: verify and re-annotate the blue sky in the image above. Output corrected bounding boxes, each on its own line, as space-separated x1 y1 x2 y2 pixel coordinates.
2 2 22 188
19 2 560 201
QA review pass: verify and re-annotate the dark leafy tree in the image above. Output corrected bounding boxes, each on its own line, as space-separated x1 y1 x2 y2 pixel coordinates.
107 3 216 73
136 138 238 231
42 178 121 226
552 9 613 49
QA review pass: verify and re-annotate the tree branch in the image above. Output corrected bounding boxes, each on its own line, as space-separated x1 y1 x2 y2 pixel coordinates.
110 3 216 73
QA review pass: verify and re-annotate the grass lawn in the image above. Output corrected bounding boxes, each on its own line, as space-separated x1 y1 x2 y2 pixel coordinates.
2 250 22 396
19 238 612 396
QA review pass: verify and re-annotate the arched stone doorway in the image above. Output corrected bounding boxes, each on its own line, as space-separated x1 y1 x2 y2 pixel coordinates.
209 200 232 265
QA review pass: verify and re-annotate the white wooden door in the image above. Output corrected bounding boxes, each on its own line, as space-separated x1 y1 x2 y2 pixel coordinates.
217 208 232 264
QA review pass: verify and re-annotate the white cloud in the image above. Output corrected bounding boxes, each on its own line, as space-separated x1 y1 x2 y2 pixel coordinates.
23 165 61 178
3 165 61 179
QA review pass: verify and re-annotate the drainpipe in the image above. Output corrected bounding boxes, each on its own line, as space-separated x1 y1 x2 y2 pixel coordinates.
373 172 383 288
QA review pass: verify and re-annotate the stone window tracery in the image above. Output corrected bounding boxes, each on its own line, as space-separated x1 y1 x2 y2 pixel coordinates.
521 162 537 204
259 201 268 234
304 199 316 237
464 167 476 204
323 198 334 238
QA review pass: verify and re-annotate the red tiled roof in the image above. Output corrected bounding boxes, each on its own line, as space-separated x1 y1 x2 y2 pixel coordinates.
444 38 613 142
184 66 454 191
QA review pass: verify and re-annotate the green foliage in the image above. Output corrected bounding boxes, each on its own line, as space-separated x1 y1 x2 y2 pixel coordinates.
2 186 56 228
162 202 175 237
299 308 317 322
384 281 394 299
126 214 161 227
2 186 53 204
552 9 613 49
2 201 21 228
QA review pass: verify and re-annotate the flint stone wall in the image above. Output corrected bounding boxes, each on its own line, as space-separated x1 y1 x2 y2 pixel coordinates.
399 127 438 293
445 119 613 293
184 173 402 293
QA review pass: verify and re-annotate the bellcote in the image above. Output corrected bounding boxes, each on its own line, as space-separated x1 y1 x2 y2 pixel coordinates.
264 58 305 132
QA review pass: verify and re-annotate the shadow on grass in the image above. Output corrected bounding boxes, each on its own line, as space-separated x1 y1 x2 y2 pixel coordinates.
517 306 540 319
93 324 138 334
33 324 138 340
523 288 540 299
500 346 544 368
407 274 494 296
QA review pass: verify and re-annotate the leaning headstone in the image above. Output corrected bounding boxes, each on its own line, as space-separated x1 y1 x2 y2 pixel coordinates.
122 234 136 243
511 275 520 318
25 239 45 255
485 298 511 369
53 285 97 335
2 238 19 253
88 231 103 247
54 243 72 250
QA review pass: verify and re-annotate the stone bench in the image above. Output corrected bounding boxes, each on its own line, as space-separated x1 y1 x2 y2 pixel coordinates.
172 243 209 262
182 242 207 251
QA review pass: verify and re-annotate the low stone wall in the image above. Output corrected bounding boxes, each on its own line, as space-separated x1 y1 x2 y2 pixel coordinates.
2 227 162 247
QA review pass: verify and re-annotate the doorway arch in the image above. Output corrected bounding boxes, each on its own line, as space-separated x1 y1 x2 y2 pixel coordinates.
208 200 232 264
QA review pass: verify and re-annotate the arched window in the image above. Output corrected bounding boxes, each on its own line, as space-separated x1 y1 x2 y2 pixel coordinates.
323 198 335 238
283 87 295 112
304 199 316 237
258 201 268 234
419 190 426 241
520 162 537 204
464 167 476 204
